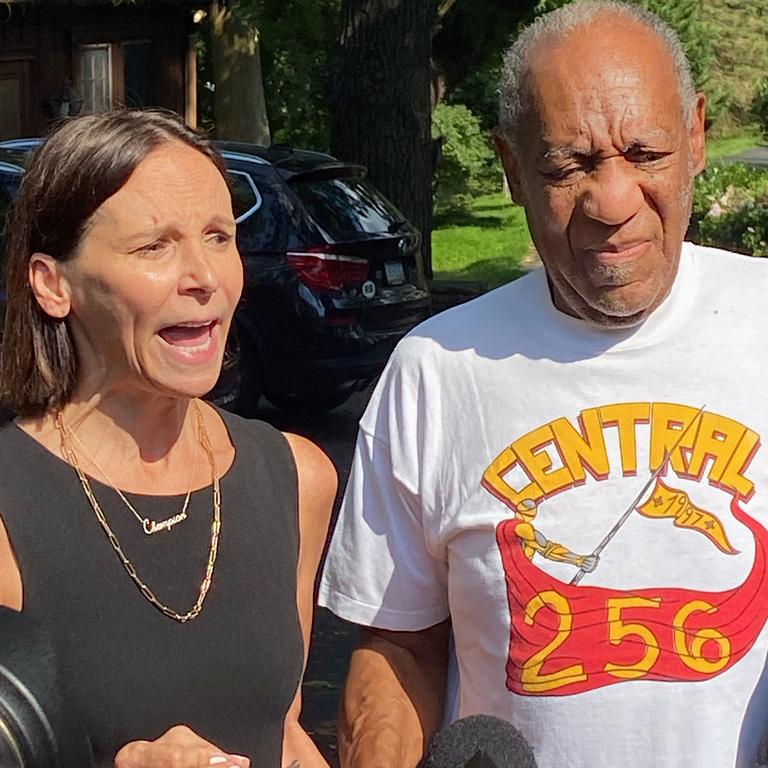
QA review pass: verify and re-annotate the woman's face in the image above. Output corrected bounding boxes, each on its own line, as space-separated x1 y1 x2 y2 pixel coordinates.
58 142 243 399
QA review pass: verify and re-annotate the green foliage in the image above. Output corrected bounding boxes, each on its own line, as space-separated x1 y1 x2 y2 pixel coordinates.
198 0 339 149
701 0 768 136
432 194 531 287
256 0 340 149
752 78 768 144
447 63 501 133
640 0 714 92
689 163 768 257
432 104 499 213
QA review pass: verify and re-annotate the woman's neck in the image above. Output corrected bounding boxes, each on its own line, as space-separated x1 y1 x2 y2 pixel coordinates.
17 388 209 494
61 390 193 464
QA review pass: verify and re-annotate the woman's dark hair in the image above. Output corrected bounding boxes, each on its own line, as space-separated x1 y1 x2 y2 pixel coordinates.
0 109 228 417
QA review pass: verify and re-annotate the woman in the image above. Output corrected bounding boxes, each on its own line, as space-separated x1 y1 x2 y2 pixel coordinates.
0 110 336 768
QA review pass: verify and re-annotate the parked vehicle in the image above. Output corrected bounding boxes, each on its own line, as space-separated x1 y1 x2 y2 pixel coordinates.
0 139 431 414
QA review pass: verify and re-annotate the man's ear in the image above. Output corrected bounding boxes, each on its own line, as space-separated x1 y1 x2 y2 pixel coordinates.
492 128 525 205
690 92 707 177
28 254 72 319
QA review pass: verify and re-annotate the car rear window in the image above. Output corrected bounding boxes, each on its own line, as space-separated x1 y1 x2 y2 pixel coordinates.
228 170 263 223
290 176 406 241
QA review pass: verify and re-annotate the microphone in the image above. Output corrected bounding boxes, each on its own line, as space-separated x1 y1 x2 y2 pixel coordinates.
420 714 537 768
0 607 93 767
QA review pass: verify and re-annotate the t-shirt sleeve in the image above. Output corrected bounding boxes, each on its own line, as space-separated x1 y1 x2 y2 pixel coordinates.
318 428 450 629
318 344 449 630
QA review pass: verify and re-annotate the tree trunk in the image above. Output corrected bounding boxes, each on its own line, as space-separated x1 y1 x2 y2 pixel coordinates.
330 0 437 276
209 0 270 143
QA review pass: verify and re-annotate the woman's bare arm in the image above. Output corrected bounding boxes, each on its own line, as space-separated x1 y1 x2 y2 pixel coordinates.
282 433 337 768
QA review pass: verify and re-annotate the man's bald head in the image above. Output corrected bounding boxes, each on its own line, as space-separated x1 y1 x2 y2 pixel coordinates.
499 1 697 148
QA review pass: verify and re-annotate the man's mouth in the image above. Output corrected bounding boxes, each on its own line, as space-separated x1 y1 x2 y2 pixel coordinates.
587 241 651 264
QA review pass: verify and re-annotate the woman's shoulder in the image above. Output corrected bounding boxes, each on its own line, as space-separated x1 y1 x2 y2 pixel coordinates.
0 415 33 459
282 432 336 486
214 406 288 454
211 407 335 498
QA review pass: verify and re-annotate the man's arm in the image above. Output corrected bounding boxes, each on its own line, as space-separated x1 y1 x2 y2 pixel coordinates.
339 620 452 768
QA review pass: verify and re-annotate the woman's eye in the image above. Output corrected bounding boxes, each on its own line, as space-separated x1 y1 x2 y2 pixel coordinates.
135 240 169 257
207 231 234 246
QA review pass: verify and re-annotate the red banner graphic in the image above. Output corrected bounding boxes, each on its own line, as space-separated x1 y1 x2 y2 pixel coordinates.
496 496 768 696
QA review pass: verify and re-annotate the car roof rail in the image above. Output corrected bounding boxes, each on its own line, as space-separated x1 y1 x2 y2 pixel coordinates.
220 150 270 166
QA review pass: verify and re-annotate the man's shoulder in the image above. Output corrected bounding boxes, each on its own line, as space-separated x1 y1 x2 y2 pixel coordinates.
397 269 542 358
686 242 768 311
688 242 768 276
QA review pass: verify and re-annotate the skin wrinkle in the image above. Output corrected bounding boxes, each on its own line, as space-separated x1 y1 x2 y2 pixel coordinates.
496 14 706 327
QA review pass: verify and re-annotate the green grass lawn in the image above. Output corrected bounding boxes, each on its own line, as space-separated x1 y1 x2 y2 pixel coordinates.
431 193 532 287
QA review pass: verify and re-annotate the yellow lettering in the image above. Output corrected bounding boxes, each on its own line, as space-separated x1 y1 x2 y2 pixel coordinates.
511 425 574 497
551 408 610 484
721 428 759 499
603 596 661 679
481 445 540 510
598 402 651 475
649 403 702 474
687 412 746 484
522 590 586 693
673 600 731 674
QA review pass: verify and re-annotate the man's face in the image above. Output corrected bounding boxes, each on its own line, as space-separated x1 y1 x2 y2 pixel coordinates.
496 18 706 326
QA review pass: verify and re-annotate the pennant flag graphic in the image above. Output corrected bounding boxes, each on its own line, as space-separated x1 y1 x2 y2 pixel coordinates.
636 479 738 555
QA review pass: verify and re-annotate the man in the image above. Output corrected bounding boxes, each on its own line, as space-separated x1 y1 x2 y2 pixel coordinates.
319 2 768 766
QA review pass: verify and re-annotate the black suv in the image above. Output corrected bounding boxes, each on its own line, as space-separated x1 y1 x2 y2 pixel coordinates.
0 139 431 414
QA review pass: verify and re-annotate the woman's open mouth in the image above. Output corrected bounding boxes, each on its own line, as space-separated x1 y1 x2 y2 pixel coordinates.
157 320 219 362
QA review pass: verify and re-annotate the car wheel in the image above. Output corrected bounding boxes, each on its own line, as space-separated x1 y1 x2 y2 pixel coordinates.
265 386 354 415
232 334 263 418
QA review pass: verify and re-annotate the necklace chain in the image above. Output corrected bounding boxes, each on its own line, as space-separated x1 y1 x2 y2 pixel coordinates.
55 400 221 623
61 416 198 535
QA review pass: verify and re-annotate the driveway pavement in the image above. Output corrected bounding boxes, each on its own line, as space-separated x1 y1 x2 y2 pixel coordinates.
722 145 768 167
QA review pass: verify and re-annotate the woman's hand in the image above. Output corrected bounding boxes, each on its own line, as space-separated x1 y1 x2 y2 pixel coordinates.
114 725 250 768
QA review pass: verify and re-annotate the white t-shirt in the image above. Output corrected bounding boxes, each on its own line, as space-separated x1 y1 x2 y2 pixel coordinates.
319 243 768 768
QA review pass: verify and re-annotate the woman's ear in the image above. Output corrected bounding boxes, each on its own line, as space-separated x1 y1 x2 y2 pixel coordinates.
28 254 71 319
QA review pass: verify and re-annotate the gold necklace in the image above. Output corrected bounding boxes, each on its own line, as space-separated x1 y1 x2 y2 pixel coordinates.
55 400 221 623
59 414 198 535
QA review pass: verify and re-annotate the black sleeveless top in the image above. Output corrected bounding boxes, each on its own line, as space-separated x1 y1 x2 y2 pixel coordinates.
0 409 303 766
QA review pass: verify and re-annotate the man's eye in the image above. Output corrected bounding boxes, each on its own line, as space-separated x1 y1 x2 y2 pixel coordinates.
627 149 667 164
543 165 583 181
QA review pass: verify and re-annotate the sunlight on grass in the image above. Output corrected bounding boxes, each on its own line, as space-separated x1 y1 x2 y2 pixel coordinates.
431 193 532 287
708 128 762 161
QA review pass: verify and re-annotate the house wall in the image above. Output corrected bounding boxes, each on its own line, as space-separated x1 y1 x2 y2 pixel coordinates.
0 2 194 139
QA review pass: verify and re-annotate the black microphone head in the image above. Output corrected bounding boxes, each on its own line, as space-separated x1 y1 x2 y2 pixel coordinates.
0 607 93 767
421 714 537 768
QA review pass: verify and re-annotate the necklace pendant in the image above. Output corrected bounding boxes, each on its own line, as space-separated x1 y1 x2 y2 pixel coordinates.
143 511 188 535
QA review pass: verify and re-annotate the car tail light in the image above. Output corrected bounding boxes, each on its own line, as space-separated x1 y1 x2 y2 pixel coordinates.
286 245 369 291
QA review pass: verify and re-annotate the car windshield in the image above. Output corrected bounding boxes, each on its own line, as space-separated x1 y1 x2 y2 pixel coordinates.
290 175 407 241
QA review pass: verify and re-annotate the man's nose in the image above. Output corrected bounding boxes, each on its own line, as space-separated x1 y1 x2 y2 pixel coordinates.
579 158 644 226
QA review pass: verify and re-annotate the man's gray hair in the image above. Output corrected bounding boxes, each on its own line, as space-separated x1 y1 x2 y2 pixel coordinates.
499 1 698 145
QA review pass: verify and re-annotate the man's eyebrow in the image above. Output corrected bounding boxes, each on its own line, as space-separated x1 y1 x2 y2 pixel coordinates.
542 146 589 161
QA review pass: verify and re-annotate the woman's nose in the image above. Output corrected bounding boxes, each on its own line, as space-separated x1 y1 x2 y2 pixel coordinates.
179 241 220 295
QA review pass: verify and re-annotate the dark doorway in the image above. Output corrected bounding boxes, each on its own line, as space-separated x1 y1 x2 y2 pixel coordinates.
122 40 156 109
